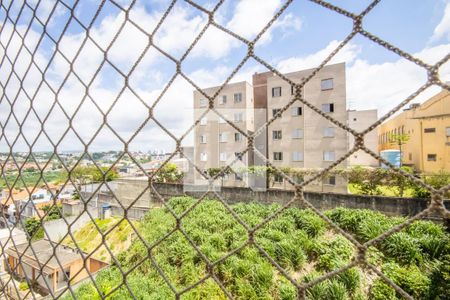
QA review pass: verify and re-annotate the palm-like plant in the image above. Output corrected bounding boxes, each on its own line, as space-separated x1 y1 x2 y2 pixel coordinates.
388 133 410 167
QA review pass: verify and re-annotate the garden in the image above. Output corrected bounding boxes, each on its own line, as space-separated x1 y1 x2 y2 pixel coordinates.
63 196 449 300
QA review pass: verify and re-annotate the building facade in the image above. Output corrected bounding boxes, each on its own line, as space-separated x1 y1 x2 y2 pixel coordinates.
193 63 375 193
254 63 348 193
378 90 450 173
5 240 108 295
193 81 255 187
347 109 379 167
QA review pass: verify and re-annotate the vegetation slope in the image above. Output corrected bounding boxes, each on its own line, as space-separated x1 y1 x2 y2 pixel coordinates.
64 197 449 300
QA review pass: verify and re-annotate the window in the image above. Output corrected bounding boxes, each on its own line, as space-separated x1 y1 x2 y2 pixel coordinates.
292 128 304 139
64 269 71 282
292 151 304 162
321 78 333 90
235 173 243 181
272 108 281 117
323 151 335 161
200 153 207 161
272 87 282 97
234 112 244 123
219 133 227 143
321 103 334 113
274 173 283 183
323 127 335 138
291 85 295 95
235 152 243 161
199 99 207 107
292 107 302 116
219 95 227 105
234 93 242 103
424 128 436 133
219 152 227 161
446 127 450 137
324 176 336 185
408 153 412 161
200 117 207 125
235 132 243 142
427 154 437 161
199 135 207 144
273 152 283 161
272 130 282 140
353 118 357 121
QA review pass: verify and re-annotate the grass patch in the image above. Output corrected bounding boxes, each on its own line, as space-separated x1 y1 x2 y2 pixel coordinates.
64 198 450 300
62 217 137 261
348 183 415 197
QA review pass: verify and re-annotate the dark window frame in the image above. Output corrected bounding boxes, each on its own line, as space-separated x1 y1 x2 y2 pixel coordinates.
272 130 282 140
427 154 437 161
273 152 283 161
272 87 282 97
292 106 302 116
321 78 334 91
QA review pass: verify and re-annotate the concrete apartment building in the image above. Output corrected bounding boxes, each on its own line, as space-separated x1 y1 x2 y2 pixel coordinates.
348 109 379 167
193 63 376 193
254 63 348 193
378 89 450 173
193 81 255 187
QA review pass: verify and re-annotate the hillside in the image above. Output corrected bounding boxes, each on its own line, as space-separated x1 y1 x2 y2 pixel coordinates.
62 217 137 262
65 197 449 299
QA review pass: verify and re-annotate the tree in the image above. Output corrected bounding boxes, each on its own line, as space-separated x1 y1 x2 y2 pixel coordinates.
388 133 410 167
410 170 450 198
24 217 44 240
388 166 415 197
154 163 184 183
347 166 387 195
68 166 119 183
42 204 63 220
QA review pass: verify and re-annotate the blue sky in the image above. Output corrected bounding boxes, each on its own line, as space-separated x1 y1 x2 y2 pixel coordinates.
0 0 449 152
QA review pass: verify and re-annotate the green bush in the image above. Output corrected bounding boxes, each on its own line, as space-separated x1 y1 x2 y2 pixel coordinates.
24 217 44 240
370 279 398 300
381 232 422 265
382 262 431 299
336 268 361 293
63 198 450 300
19 281 29 291
428 255 450 300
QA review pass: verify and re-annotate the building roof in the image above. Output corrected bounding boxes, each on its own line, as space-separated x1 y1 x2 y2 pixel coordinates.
1 190 31 206
410 90 450 119
0 228 26 241
6 240 86 275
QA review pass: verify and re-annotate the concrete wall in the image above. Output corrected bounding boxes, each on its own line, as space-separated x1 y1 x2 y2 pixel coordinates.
44 207 98 242
149 183 449 218
92 182 449 218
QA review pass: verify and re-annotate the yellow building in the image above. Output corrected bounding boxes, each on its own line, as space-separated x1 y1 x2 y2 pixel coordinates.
378 89 450 173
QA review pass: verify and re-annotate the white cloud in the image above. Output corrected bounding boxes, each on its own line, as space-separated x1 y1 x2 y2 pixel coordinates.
347 44 450 116
192 0 302 59
227 0 282 40
272 13 303 37
3 1 448 153
275 40 450 118
431 2 450 42
277 40 361 72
